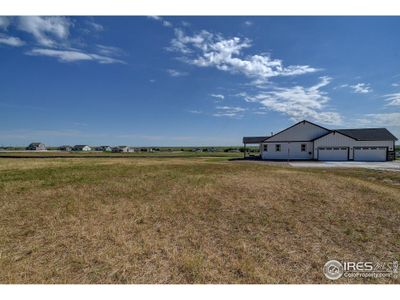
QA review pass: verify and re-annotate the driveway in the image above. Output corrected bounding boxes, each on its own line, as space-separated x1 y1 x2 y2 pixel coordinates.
289 160 400 171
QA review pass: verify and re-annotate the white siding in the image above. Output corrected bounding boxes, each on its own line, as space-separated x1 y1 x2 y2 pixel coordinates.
314 132 393 159
267 121 329 142
261 142 313 160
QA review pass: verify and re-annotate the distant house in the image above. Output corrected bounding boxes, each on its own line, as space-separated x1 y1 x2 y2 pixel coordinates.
27 142 46 151
59 145 72 151
95 146 112 152
112 146 135 153
73 145 92 151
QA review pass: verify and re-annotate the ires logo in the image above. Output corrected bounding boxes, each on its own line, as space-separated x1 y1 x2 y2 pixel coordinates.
343 261 374 272
324 260 398 280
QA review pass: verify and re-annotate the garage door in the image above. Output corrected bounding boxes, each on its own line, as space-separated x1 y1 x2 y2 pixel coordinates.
354 147 387 162
318 147 348 161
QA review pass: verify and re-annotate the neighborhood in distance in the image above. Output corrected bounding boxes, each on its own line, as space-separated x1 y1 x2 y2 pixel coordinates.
21 143 160 153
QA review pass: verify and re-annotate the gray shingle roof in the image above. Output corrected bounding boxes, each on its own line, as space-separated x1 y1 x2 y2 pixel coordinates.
336 128 398 141
243 136 269 144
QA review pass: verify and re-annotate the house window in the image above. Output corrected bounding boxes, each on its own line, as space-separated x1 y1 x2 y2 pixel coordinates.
263 144 268 152
275 144 281 152
301 144 307 152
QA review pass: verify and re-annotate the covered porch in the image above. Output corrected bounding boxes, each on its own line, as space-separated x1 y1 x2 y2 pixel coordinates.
242 136 268 159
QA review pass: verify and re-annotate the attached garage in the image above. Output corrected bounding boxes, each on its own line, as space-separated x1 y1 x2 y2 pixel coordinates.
318 147 348 161
353 147 387 162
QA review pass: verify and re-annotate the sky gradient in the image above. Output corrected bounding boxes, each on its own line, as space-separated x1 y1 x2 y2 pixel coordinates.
0 16 399 146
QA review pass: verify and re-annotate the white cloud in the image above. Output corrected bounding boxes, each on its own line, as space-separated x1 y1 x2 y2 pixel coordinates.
349 83 372 94
188 110 202 114
0 34 25 47
356 113 400 126
17 16 71 47
4 17 125 65
168 29 318 82
391 83 399 87
27 48 125 64
167 69 188 77
210 94 225 100
213 106 247 117
383 93 400 106
254 111 267 115
162 20 173 28
165 28 344 124
86 20 104 32
0 17 10 30
96 44 125 57
181 21 191 27
244 21 253 26
148 16 162 21
240 76 342 125
148 16 173 28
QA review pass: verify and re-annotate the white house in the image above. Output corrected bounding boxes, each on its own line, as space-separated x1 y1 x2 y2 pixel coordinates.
112 146 135 153
243 120 397 161
27 142 47 151
73 145 92 151
95 146 112 152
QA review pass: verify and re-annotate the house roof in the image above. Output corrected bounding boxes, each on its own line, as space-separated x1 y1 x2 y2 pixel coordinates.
29 142 44 146
74 145 90 148
335 128 398 141
243 136 269 144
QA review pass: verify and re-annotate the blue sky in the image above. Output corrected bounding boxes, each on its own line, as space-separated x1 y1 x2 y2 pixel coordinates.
0 16 399 146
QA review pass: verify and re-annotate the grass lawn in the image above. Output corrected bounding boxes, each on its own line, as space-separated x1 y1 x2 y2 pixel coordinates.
0 157 399 283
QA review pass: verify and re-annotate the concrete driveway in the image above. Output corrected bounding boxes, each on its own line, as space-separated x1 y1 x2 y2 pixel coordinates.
289 160 400 171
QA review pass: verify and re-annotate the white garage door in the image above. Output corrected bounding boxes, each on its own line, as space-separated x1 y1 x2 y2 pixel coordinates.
318 147 348 161
354 147 387 162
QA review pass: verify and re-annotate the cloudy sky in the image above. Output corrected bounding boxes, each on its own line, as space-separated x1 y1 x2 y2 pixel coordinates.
0 16 399 146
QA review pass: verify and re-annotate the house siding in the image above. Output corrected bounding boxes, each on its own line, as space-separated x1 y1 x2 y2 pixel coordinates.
261 142 314 160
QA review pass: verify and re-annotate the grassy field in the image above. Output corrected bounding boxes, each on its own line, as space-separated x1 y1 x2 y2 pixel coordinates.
0 151 244 158
0 156 399 283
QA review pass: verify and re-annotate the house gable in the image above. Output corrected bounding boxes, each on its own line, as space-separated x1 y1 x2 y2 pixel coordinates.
266 120 330 142
314 131 356 144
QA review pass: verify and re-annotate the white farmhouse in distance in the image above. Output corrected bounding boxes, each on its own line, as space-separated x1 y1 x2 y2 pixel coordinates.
243 120 397 162
26 142 47 151
73 145 92 151
112 146 135 153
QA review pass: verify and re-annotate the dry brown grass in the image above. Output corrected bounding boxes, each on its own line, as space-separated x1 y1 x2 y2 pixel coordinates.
0 157 399 283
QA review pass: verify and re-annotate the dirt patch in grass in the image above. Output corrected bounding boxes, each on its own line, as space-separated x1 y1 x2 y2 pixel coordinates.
0 158 399 283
